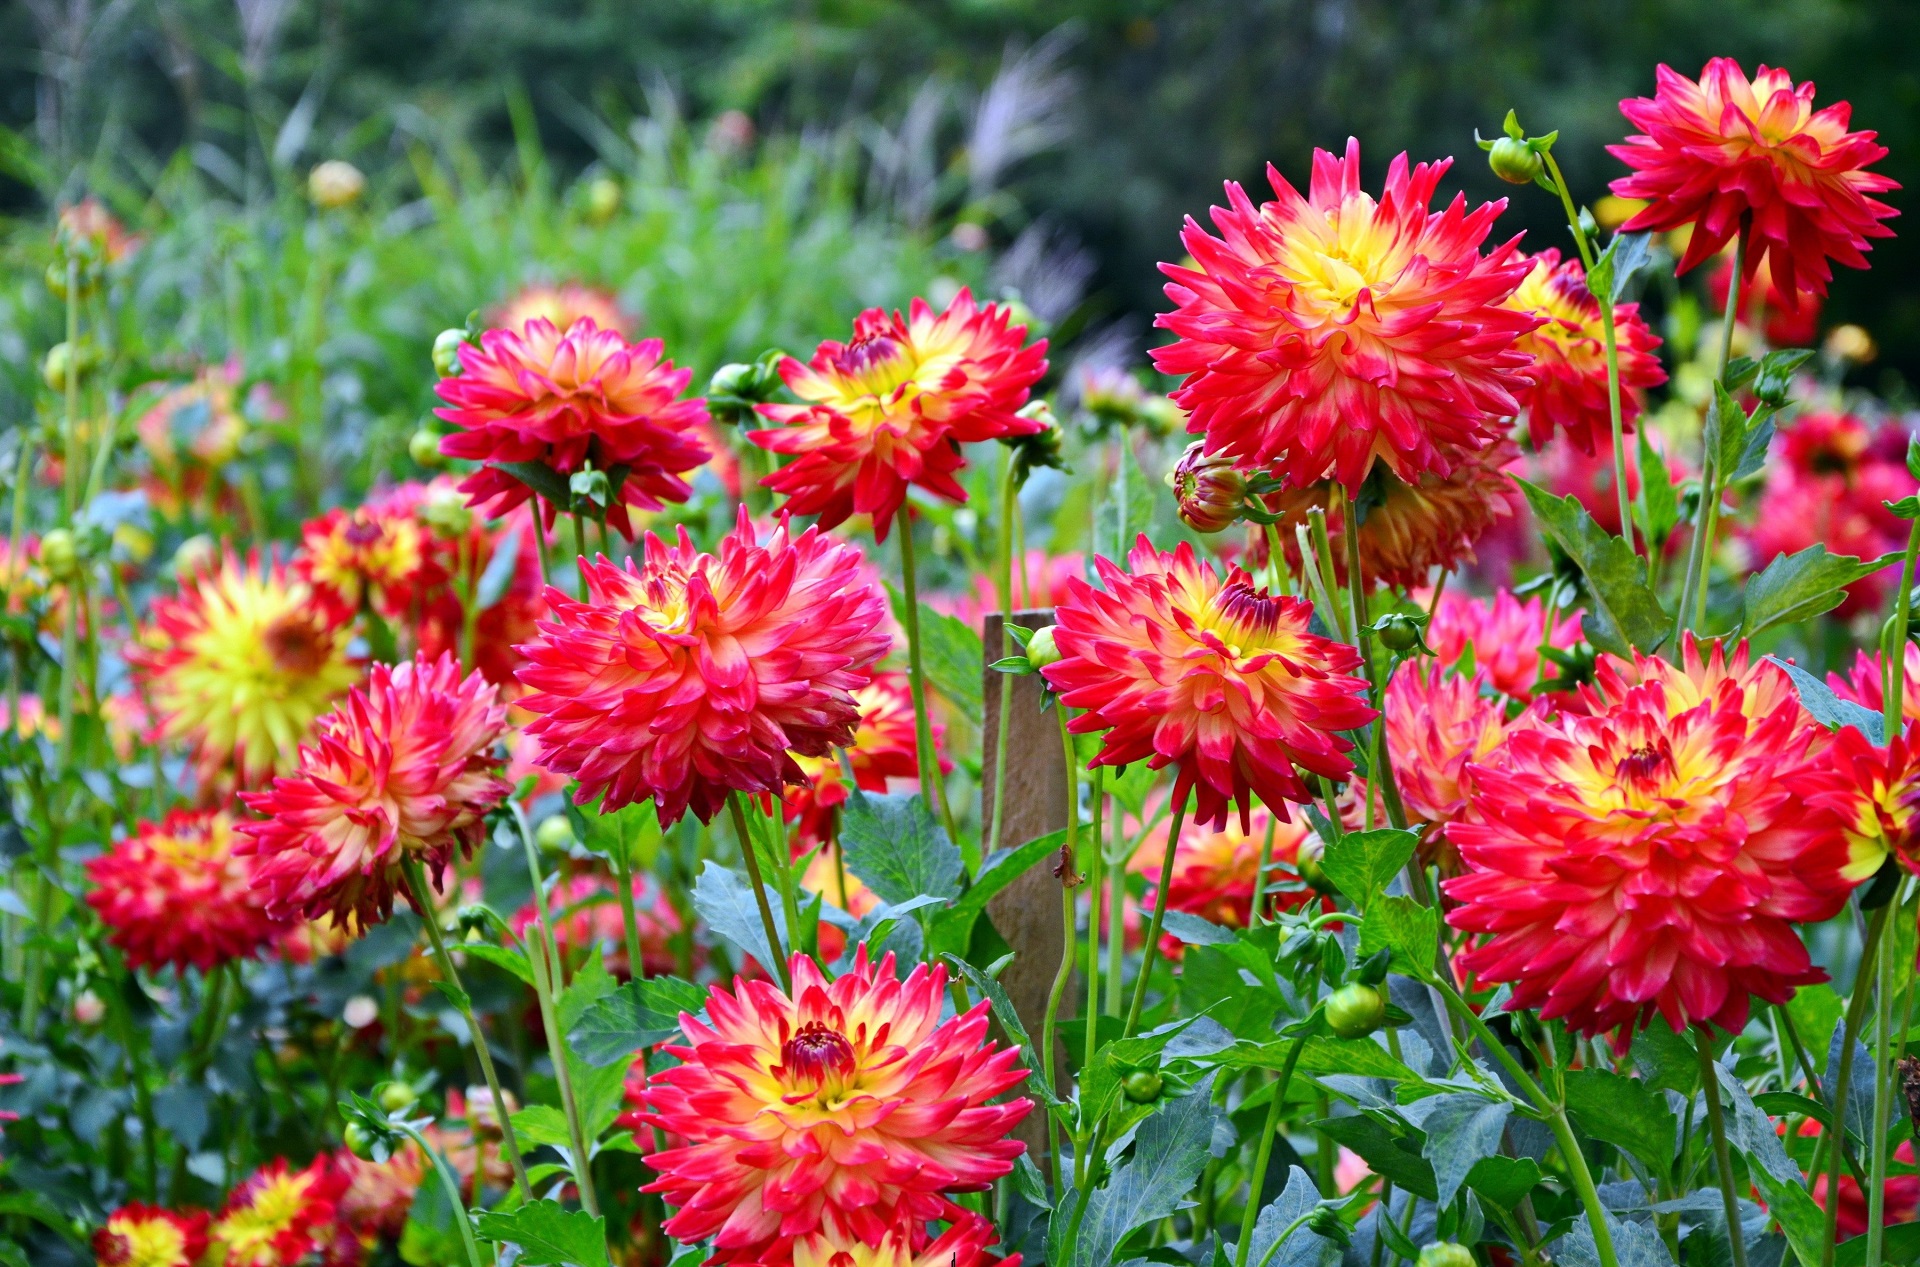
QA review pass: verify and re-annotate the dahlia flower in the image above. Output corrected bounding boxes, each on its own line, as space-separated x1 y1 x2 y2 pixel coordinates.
1265 438 1523 591
749 289 1047 540
1349 664 1510 862
1609 59 1899 300
1505 249 1666 454
1808 721 1920 878
92 1204 210 1267
135 363 248 477
514 510 890 824
434 317 710 537
1445 638 1864 1040
335 1142 426 1243
1805 1126 1920 1238
1427 589 1582 702
511 871 685 979
1132 804 1319 944
1830 645 1920 727
237 653 511 926
128 551 357 785
1153 138 1538 493
296 493 440 624
495 281 635 337
787 1208 1016 1267
786 673 940 847
210 1156 347 1267
86 810 283 973
1041 538 1374 830
636 948 1031 1257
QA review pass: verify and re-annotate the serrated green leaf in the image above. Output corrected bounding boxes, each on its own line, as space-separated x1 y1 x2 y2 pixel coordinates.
1731 415 1777 482
840 790 963 906
569 976 707 1066
1418 1092 1511 1208
943 953 1063 1107
510 1104 575 1150
1743 546 1896 640
568 1046 631 1139
1162 910 1237 946
1312 1115 1437 1200
1636 428 1678 546
1319 827 1418 911
1466 1156 1543 1210
927 829 1063 959
1766 656 1885 744
1356 895 1437 980
692 861 787 972
555 948 616 1033
1751 1165 1826 1267
458 942 534 986
1629 1018 1698 1096
491 460 574 507
1070 1075 1221 1267
1706 382 1750 478
576 798 663 871
1514 478 1669 655
476 1199 611 1267
1563 1069 1676 1178
1589 231 1656 304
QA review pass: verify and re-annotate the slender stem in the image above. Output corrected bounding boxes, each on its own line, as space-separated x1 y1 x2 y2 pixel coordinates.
1085 768 1103 1073
1105 789 1126 1017
1264 520 1291 595
1885 520 1920 735
1870 917 1895 1267
531 497 553 589
609 846 647 983
401 855 532 1202
1042 705 1083 1189
1696 1032 1751 1267
1250 814 1279 926
395 1123 488 1267
1677 231 1745 641
988 458 1019 859
897 517 957 841
1541 152 1598 272
570 510 589 601
729 792 791 991
511 803 602 1217
1826 900 1891 1267
1235 1035 1306 1267
1124 789 1190 1038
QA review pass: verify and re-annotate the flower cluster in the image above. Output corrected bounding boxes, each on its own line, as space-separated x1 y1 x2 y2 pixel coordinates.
85 810 283 973
1503 249 1666 454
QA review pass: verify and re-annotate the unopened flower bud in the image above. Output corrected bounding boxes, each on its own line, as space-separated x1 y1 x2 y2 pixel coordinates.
38 528 79 581
536 814 575 851
1122 1070 1164 1103
44 259 98 300
585 177 622 224
1488 136 1544 185
1295 833 1336 895
1025 626 1062 670
1170 442 1248 534
73 989 107 1026
172 534 217 580
418 486 471 537
42 342 85 393
343 1121 378 1162
1326 982 1388 1040
1377 613 1421 653
308 160 367 210
1417 1244 1475 1267
378 1082 418 1114
432 328 470 378
409 428 448 469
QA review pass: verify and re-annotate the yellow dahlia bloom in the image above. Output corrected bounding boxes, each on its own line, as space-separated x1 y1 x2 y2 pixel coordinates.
128 552 356 785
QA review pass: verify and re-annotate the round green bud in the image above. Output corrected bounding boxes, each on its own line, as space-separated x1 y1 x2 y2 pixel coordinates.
585 177 622 224
172 534 217 580
1025 626 1062 671
409 428 447 469
1487 137 1544 185
343 1121 378 1161
42 342 79 393
378 1082 418 1114
1377 614 1421 653
38 528 79 581
1122 1070 1165 1103
1417 1244 1476 1267
432 328 469 379
1325 982 1389 1040
1294 834 1337 896
536 814 575 851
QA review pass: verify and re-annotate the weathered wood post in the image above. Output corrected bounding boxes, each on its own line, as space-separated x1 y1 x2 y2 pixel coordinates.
979 608 1069 1159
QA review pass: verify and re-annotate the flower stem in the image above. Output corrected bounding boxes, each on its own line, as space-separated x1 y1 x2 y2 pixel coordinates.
394 1122 488 1267
532 497 554 590
1235 1034 1306 1267
897 516 957 842
1869 916 1895 1267
988 458 1019 860
609 845 647 983
1250 813 1279 926
1695 1030 1751 1267
1884 520 1920 735
1124 788 1190 1039
570 510 589 601
1085 767 1103 1071
510 801 602 1217
400 854 532 1202
1825 899 1890 1267
1043 704 1083 1189
1105 791 1126 1017
1677 231 1745 641
728 791 791 992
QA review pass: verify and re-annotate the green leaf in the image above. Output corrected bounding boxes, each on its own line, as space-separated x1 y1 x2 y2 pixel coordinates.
1513 478 1669 656
1705 382 1750 480
1588 231 1657 304
474 523 524 610
476 1199 612 1267
1753 1091 1831 1130
692 861 787 972
943 954 1062 1107
1069 1074 1222 1267
1751 1165 1827 1267
1162 910 1237 946
430 978 472 1013
1753 348 1816 405
1629 1019 1698 1096
1356 895 1437 980
1887 495 1920 521
1245 1168 1343 1267
491 460 574 507
576 798 663 872
1712 1060 1800 1185
1636 428 1678 546
1466 1156 1543 1211
1835 1223 1920 1267
888 584 984 722
1312 1115 1437 1200
1292 1036 1416 1081
926 829 1063 959
556 948 617 1033
1320 827 1419 911
1743 546 1896 640
1563 1069 1676 1178
569 1046 631 1140
1767 657 1885 744
1731 415 1777 483
570 976 707 1066
510 1104 575 1150
840 791 963 907
1417 1092 1512 1207
459 942 535 986
1785 983 1845 1064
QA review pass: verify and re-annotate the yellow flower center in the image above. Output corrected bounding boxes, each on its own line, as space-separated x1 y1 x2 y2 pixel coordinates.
214 1171 311 1260
1280 193 1403 320
104 1219 188 1267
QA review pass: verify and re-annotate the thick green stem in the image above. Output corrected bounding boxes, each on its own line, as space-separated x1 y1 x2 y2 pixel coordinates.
1043 704 1083 1190
570 510 590 601
1250 814 1280 926
1869 917 1895 1267
1124 789 1190 1038
1105 793 1126 1016
609 846 647 983
1826 900 1890 1267
729 792 791 991
402 855 532 1202
1696 1032 1751 1267
1235 1035 1306 1267
897 518 957 841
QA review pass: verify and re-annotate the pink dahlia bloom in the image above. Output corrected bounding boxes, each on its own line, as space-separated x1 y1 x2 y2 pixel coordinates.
85 810 284 973
1426 589 1582 702
434 317 710 537
635 949 1031 1260
1131 804 1321 951
1348 663 1512 870
515 509 891 824
1154 138 1538 493
1830 644 1920 729
237 653 511 926
749 290 1047 540
783 1207 1018 1267
1042 537 1374 830
1609 59 1899 300
1445 638 1865 1042
1504 249 1666 455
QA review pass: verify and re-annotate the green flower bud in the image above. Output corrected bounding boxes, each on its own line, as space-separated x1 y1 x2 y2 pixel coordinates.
418 485 472 537
1325 982 1388 1040
432 328 470 379
409 428 447 469
378 1082 418 1114
38 528 79 581
1294 834 1337 895
1377 613 1421 653
42 342 81 393
1122 1070 1165 1103
1487 136 1544 185
1417 1244 1475 1267
585 177 622 225
309 160 367 210
1025 626 1062 670
536 814 576 851
343 1121 378 1162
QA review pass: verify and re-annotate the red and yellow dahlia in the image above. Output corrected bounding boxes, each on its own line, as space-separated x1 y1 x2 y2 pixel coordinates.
495 281 635 337
1349 664 1511 861
92 1204 210 1267
296 493 440 624
85 810 283 974
1505 249 1666 454
237 653 511 926
434 317 710 537
1608 59 1899 300
786 673 940 847
1445 638 1864 1040
1153 138 1538 493
635 948 1031 1258
1808 721 1920 878
210 1156 347 1267
1830 645 1920 728
784 1207 1017 1267
128 551 357 785
1042 538 1374 830
749 290 1047 540
514 510 890 824
1427 589 1582 702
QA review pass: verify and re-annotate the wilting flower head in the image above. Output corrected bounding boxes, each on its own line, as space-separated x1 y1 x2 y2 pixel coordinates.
435 317 710 537
211 1156 347 1267
515 510 890 824
1154 138 1538 493
786 673 941 847
296 493 440 624
749 289 1047 540
92 1204 210 1267
1427 589 1582 702
1505 249 1666 454
636 948 1031 1259
1831 645 1920 728
1348 664 1512 870
128 551 357 785
1608 59 1899 299
1445 638 1863 1041
237 653 511 927
1042 537 1374 830
86 810 283 973
1132 804 1319 945
495 281 635 337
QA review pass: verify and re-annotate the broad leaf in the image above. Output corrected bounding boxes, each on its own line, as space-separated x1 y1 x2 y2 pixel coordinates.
460 942 535 986
1163 911 1237 946
943 954 1062 1107
1743 546 1895 640
1417 1092 1511 1208
1514 479 1669 656
1751 1165 1826 1267
1589 230 1657 304
1070 1074 1221 1267
1564 1069 1676 1178
1244 1168 1342 1267
1705 382 1750 479
1466 1156 1543 1211
570 976 707 1067
840 791 963 907
1636 428 1678 546
1356 895 1437 980
1767 657 1885 744
568 1048 632 1140
476 1199 611 1267
692 861 788 973
510 1104 575 1150
888 584 984 722
575 798 663 872
1320 827 1419 911
1713 1060 1800 1185
927 830 1063 959
1558 1208 1675 1267
491 460 574 507
555 949 617 1033
1312 1114 1436 1200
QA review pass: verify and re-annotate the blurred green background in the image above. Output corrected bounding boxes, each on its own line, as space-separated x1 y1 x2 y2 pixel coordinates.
4 0 1915 382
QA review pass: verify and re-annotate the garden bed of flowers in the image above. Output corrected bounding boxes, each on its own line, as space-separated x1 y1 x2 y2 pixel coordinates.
5 52 1920 1267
